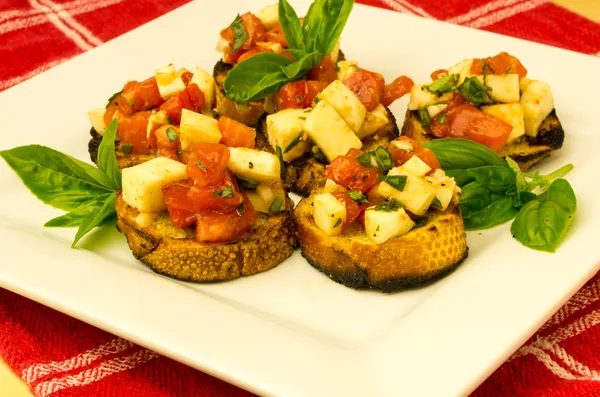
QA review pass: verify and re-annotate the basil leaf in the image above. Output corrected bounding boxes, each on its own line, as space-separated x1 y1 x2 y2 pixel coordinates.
0 146 114 211
279 0 304 50
463 196 518 230
348 191 369 204
72 192 117 247
356 152 376 168
285 49 309 61
231 14 248 53
224 52 295 103
457 77 493 106
97 119 122 190
374 147 393 171
378 175 407 191
281 51 322 79
44 195 113 227
302 0 354 55
467 166 516 194
418 108 431 128
506 157 526 192
510 179 577 252
425 74 456 94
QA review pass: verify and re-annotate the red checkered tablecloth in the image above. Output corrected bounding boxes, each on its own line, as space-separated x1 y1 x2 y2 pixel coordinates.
2 0 600 396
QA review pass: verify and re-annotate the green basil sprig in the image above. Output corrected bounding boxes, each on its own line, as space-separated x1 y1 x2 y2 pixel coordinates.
458 77 493 106
1 119 122 247
223 0 354 103
230 14 248 53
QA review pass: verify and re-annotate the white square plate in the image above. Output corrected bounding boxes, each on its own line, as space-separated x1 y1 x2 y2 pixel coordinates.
1 1 600 396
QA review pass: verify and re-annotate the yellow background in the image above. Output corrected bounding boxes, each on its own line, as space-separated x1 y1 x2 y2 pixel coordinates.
1 1 599 395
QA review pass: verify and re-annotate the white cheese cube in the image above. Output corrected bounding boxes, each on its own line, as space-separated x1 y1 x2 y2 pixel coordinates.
481 103 525 143
435 179 456 211
88 108 106 135
155 64 186 101
265 108 311 162
304 100 362 161
228 147 281 183
323 179 345 193
313 193 346 236
337 60 359 82
146 110 169 139
379 167 436 215
246 190 270 214
317 80 367 133
365 205 415 244
408 84 454 111
190 67 216 115
255 3 279 29
474 74 520 103
427 104 447 118
135 212 160 229
179 109 222 150
122 157 188 213
519 77 532 92
357 103 389 139
520 80 554 137
391 139 414 151
401 155 431 177
448 58 473 85
366 182 387 203
256 183 286 212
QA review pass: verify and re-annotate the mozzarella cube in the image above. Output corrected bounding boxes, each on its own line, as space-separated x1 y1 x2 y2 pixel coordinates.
427 104 447 118
155 64 186 101
246 190 270 214
366 182 387 203
401 155 431 177
426 173 457 211
190 67 215 115
520 80 554 137
520 77 532 92
448 58 473 85
228 147 280 183
313 193 346 236
365 205 415 244
379 167 436 215
304 100 362 161
88 108 106 135
337 60 359 82
474 74 520 103
481 103 525 143
122 157 188 213
323 179 345 193
317 80 367 133
357 103 389 139
266 108 311 162
255 3 279 29
408 84 454 111
179 109 222 150
256 183 286 212
391 139 414 151
146 110 169 139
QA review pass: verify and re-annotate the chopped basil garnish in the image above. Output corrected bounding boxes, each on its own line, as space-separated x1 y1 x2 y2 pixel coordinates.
356 152 377 168
275 145 285 170
296 94 303 101
431 197 443 209
195 161 207 171
418 108 431 128
237 203 245 216
371 199 402 212
436 114 447 124
269 196 283 213
120 144 133 154
425 74 456 94
213 186 234 198
348 191 369 204
356 146 393 171
378 174 408 191
236 177 259 189
230 14 248 53
166 127 179 142
413 217 429 229
376 224 380 232
458 77 493 106
333 218 342 228
105 90 123 108
283 132 303 154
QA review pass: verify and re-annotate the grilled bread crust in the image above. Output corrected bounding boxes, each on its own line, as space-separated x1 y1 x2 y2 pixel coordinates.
115 194 298 282
293 194 468 292
400 109 565 171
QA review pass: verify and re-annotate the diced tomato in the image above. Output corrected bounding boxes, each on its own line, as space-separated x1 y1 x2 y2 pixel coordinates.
196 198 256 244
324 149 380 193
187 171 244 213
274 80 328 110
104 97 133 127
220 12 266 51
121 77 164 112
332 192 369 227
430 69 448 81
428 94 467 138
159 83 205 125
265 24 288 48
389 136 441 171
344 69 385 111
381 75 414 107
218 116 256 148
223 47 245 64
162 180 199 229
470 52 528 79
443 105 512 152
115 111 151 155
307 55 337 84
237 46 273 63
153 125 180 161
180 71 193 86
186 143 230 187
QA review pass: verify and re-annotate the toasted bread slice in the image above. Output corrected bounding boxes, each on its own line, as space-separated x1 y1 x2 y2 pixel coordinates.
401 109 565 171
294 194 468 292
115 193 298 282
254 106 400 197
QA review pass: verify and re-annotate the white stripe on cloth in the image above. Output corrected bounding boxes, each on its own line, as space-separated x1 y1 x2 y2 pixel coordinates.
0 57 68 91
540 278 600 331
37 0 103 46
467 0 549 28
34 349 159 397
446 0 527 24
388 0 432 17
376 0 418 15
28 0 94 50
21 338 134 385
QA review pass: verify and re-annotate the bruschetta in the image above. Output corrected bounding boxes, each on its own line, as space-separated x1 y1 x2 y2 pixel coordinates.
294 136 468 292
400 52 564 170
